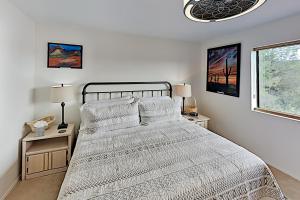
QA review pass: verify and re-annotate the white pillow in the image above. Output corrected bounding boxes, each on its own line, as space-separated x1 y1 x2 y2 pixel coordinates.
80 96 135 129
139 98 181 125
81 100 140 132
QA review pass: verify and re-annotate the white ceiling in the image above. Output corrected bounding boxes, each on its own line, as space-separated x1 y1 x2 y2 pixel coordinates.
10 0 300 42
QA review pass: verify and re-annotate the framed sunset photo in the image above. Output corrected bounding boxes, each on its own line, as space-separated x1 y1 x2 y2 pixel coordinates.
206 43 241 97
48 43 83 69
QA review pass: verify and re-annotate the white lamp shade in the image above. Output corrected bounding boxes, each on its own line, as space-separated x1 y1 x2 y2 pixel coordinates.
51 84 74 103
175 84 192 97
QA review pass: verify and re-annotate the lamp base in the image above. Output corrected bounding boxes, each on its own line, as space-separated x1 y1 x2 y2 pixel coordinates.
58 123 68 130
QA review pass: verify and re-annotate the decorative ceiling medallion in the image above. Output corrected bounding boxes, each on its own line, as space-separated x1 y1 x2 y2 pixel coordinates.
183 0 266 22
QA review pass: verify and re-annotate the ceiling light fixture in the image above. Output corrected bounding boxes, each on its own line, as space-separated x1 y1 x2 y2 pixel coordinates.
183 0 266 22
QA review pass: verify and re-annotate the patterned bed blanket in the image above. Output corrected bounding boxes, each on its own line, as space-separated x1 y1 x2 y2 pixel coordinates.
58 120 285 200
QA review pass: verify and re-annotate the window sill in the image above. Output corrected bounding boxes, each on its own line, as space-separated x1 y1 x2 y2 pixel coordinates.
253 108 300 122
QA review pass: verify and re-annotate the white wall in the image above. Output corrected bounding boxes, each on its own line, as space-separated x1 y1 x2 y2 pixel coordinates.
34 23 200 126
191 14 300 181
0 0 35 198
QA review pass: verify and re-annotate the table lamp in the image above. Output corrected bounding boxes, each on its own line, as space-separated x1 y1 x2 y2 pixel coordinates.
51 84 73 130
175 83 192 115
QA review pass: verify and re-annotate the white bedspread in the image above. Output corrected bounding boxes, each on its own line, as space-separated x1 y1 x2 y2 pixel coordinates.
58 120 285 200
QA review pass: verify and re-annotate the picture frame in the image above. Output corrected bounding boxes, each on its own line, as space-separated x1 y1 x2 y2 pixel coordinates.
47 42 83 69
206 43 241 97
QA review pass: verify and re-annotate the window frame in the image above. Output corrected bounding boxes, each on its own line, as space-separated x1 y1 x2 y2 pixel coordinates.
251 39 300 121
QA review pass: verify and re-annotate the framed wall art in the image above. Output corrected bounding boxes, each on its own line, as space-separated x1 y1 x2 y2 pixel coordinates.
206 43 241 97
48 42 83 69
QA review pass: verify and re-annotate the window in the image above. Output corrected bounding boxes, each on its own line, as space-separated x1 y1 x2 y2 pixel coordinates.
252 40 300 120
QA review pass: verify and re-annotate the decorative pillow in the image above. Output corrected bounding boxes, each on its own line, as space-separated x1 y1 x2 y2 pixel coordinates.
138 98 181 125
81 100 139 132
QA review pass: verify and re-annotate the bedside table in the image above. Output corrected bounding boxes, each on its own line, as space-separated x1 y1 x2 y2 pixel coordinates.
183 114 210 129
22 124 75 180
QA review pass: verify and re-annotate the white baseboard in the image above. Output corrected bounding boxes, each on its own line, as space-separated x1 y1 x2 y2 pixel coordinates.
0 175 19 200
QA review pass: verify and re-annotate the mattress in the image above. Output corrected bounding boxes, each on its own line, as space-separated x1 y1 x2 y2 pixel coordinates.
58 120 285 200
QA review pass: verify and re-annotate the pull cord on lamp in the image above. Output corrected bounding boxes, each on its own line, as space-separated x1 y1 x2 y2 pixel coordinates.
174 83 192 115
51 84 74 130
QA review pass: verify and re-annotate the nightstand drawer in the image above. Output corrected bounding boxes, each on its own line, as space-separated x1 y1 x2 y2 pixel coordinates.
195 121 205 127
183 114 210 129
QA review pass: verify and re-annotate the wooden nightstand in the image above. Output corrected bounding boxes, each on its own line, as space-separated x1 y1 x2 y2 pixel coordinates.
22 124 75 180
183 114 210 129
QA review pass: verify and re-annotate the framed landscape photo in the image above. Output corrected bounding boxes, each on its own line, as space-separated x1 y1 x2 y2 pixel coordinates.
206 43 241 97
48 43 83 69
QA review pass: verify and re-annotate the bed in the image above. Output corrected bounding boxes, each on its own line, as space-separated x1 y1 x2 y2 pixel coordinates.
58 82 285 200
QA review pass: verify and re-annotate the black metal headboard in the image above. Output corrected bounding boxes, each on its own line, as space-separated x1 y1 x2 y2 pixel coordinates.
82 81 172 104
